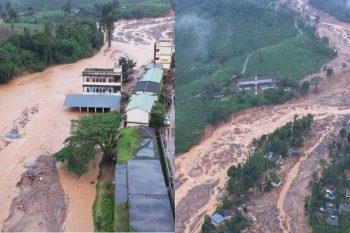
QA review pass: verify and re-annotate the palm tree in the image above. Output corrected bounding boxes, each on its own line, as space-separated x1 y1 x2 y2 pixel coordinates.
99 3 117 47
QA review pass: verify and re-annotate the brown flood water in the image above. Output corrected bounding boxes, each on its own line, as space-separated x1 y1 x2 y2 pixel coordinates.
0 15 174 231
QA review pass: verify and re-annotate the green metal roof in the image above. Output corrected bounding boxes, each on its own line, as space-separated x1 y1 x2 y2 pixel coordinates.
141 68 164 84
126 93 157 113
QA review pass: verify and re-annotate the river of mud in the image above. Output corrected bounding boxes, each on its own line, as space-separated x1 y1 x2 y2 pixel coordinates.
175 0 350 232
0 15 174 231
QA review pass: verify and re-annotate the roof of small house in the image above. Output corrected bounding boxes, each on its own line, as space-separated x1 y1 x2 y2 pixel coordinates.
338 204 350 214
237 75 277 84
326 215 339 226
141 67 164 83
115 165 127 203
125 93 157 113
64 94 121 109
133 81 161 94
139 126 157 139
211 213 225 225
345 170 350 178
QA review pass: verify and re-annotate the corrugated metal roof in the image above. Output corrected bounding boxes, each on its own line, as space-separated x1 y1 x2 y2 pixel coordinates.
64 94 121 109
127 160 167 196
115 165 128 203
125 93 157 113
133 81 160 93
129 195 175 232
141 67 164 83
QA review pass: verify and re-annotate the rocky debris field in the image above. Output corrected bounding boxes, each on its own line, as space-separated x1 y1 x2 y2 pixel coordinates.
2 155 67 232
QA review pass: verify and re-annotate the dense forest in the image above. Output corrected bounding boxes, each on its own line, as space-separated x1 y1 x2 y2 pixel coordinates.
0 0 172 83
1 0 171 19
0 20 103 83
310 0 350 22
202 114 314 233
175 0 334 153
306 126 350 233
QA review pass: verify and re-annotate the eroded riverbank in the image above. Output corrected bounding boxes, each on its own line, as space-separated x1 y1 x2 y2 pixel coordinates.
0 15 174 231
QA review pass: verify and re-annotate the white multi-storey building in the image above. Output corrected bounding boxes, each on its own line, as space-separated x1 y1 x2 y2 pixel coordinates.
82 64 122 95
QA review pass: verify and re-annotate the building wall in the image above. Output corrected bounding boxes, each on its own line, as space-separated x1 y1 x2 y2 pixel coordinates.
83 75 122 83
127 108 150 126
83 86 121 94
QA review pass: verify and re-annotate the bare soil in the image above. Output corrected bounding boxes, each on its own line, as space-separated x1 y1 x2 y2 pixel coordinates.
1 155 67 232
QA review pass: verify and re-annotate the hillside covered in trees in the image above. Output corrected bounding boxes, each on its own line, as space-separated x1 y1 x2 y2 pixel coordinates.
310 0 350 22
175 0 334 153
0 20 103 83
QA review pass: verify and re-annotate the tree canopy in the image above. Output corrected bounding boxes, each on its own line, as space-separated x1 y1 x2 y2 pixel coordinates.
99 2 118 47
54 111 122 176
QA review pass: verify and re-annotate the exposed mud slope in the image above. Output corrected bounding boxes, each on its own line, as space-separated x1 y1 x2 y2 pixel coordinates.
2 155 67 232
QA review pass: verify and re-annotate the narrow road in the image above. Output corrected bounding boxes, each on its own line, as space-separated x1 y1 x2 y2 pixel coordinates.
241 52 253 74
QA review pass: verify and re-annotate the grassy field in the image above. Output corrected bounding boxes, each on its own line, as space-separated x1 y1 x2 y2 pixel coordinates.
117 127 142 164
175 0 334 153
93 182 115 232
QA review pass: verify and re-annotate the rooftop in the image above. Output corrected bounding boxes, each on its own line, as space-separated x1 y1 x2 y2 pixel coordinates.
211 213 225 225
64 94 121 109
139 126 157 139
238 75 277 83
127 160 167 196
115 165 127 203
141 67 164 84
133 81 161 94
125 93 157 113
82 66 122 76
128 195 174 232
134 138 158 159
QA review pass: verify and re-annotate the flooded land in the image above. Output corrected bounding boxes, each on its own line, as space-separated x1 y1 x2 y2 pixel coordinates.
175 0 350 232
0 15 174 231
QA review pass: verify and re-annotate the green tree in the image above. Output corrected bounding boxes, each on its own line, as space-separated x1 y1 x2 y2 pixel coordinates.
118 56 137 82
340 128 347 139
326 67 334 78
54 112 122 176
299 80 310 95
100 2 118 47
310 76 322 93
150 102 165 129
61 2 71 14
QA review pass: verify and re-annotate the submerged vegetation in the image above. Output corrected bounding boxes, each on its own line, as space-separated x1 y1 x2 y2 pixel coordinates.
175 0 334 153
202 115 314 232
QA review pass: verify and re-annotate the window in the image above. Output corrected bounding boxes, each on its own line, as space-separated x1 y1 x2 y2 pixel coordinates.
87 88 90 92
87 78 89 82
103 78 106 82
156 57 160 60
93 78 95 82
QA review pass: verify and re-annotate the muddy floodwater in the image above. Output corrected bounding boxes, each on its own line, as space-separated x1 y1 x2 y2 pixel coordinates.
0 15 174 231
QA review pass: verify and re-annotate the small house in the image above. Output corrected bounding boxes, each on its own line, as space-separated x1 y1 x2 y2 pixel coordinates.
237 75 277 95
126 93 157 127
346 188 350 198
344 170 350 181
326 215 339 226
338 204 350 215
211 213 225 226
